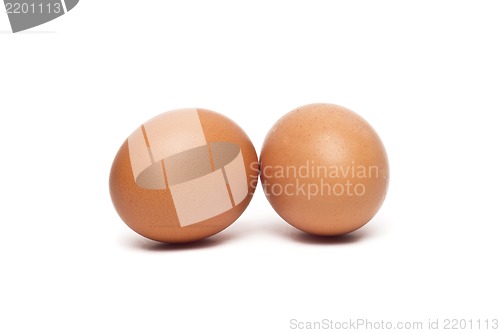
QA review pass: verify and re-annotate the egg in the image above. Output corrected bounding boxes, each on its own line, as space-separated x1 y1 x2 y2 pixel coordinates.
109 108 259 243
260 103 389 236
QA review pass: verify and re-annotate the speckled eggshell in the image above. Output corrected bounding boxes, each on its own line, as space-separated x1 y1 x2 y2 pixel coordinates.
260 103 389 236
110 108 259 243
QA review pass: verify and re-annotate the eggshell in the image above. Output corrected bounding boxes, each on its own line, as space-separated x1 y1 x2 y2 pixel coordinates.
110 108 259 243
260 103 389 236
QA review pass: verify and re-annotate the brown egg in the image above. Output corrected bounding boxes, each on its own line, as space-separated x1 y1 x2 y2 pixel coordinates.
110 108 259 243
260 103 389 236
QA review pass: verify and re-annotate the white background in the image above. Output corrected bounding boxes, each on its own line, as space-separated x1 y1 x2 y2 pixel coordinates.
1 1 499 332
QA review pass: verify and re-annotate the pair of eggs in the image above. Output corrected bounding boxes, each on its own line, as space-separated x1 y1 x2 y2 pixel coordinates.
109 104 389 243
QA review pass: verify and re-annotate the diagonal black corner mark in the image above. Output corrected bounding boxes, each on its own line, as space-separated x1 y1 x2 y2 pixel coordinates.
4 0 79 33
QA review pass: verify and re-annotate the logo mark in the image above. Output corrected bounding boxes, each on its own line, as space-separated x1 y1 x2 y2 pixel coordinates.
4 0 79 33
128 109 249 227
